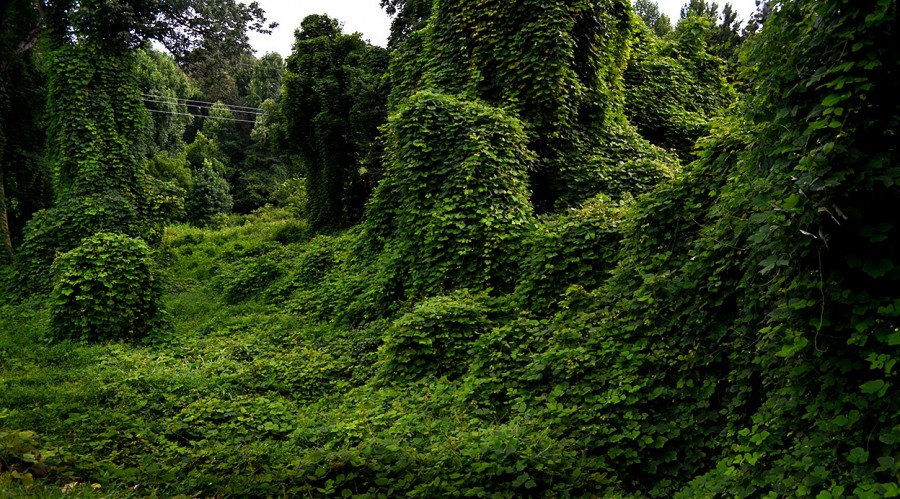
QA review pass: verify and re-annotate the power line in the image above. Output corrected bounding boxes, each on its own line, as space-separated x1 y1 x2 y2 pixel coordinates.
141 94 264 114
145 108 260 124
142 97 265 116
142 93 263 112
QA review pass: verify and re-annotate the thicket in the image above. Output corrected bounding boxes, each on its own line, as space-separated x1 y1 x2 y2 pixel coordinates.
391 0 672 211
281 14 389 233
0 0 897 496
623 16 734 158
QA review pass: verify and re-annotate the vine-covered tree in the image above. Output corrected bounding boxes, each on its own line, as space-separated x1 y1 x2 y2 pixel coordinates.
389 0 672 211
12 0 271 339
282 14 389 232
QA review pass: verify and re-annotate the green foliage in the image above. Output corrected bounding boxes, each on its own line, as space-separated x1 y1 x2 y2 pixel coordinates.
1 0 897 497
676 1 748 71
380 290 499 381
391 0 672 210
186 162 233 226
15 193 143 291
270 176 308 219
380 0 433 49
0 428 51 490
245 52 284 108
676 0 900 492
16 40 171 293
162 208 300 283
212 245 286 305
41 0 270 55
624 18 733 158
50 232 161 341
148 151 193 194
367 90 534 297
184 130 228 174
632 0 673 37
201 101 244 168
46 43 147 201
235 99 298 214
679 0 719 20
514 196 624 311
136 48 192 157
282 15 389 232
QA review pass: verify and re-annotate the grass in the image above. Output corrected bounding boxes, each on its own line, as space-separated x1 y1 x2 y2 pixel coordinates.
0 204 581 496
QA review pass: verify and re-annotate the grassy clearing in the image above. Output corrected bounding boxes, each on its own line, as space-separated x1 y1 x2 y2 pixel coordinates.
0 205 591 496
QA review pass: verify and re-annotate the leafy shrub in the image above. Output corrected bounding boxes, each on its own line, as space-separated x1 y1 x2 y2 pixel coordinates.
50 232 161 341
0 429 51 489
15 192 144 292
380 289 500 381
186 162 233 226
515 195 624 311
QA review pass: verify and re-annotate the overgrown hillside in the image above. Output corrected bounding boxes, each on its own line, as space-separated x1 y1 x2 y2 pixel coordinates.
2 0 898 496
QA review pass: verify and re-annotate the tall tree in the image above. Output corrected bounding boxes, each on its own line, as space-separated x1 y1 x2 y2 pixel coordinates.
677 0 746 66
136 48 193 157
380 0 433 49
282 14 389 232
633 0 673 37
246 52 285 108
0 0 50 263
743 0 773 36
679 0 719 20
202 101 244 168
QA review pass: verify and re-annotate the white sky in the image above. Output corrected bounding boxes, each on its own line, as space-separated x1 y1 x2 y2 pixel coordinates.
244 0 761 58
245 0 392 56
656 0 760 25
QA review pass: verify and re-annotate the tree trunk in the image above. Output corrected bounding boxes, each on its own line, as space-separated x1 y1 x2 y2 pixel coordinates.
0 166 13 263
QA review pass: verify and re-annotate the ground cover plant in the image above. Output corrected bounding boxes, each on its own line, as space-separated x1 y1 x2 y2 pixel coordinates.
1 0 898 496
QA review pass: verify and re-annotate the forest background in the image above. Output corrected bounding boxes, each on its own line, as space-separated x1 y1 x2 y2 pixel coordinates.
0 0 897 496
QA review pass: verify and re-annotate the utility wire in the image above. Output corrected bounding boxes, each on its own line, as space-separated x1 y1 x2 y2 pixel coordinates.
142 98 265 116
141 93 264 114
146 108 260 124
142 93 263 112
